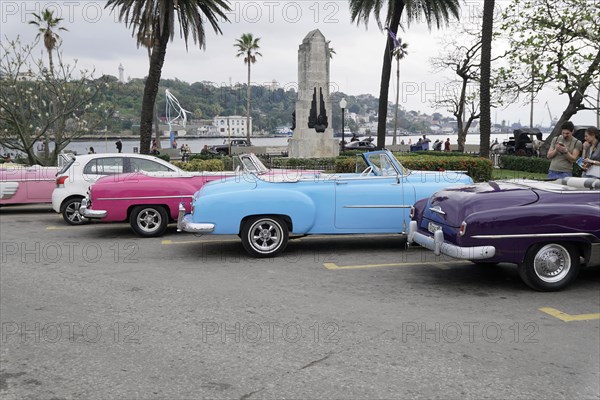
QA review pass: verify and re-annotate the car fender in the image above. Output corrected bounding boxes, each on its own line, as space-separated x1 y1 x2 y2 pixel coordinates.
197 188 317 234
462 204 600 264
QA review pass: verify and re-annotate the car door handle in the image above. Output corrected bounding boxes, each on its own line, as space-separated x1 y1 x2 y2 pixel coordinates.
335 181 348 185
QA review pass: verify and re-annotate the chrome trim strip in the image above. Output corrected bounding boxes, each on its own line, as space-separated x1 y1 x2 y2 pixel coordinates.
471 233 592 239
0 178 55 182
343 205 411 209
429 206 446 215
97 195 194 201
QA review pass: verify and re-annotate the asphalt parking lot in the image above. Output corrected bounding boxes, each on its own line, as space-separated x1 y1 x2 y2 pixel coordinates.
1 205 599 399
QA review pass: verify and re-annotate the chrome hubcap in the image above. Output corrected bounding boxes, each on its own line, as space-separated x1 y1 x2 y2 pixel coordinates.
250 220 281 253
533 244 571 283
137 209 161 233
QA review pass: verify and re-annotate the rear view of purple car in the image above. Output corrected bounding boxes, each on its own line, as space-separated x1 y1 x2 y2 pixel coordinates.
408 177 600 291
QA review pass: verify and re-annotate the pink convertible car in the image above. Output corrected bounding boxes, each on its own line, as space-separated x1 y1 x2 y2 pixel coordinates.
1 164 60 205
80 154 309 237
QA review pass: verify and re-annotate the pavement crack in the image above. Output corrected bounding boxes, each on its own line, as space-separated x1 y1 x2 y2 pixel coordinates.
300 353 333 370
240 387 265 400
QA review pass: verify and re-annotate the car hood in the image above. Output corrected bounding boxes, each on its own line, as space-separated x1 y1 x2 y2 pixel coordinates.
425 180 539 227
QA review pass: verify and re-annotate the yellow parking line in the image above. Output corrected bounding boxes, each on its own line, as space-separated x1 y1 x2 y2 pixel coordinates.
323 261 463 270
46 226 69 230
539 307 600 322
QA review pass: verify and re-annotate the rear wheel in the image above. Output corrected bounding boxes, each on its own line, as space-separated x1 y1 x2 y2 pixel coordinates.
130 205 169 237
241 216 289 258
61 197 88 225
518 243 580 291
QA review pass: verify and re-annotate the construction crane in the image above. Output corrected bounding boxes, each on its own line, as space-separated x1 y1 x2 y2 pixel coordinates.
545 102 558 128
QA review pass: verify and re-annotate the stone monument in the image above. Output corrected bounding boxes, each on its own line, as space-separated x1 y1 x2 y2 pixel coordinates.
288 30 339 158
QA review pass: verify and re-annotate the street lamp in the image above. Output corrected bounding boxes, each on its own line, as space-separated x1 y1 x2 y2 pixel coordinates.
339 98 347 151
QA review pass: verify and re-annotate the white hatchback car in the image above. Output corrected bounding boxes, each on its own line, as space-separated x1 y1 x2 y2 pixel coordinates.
52 153 182 225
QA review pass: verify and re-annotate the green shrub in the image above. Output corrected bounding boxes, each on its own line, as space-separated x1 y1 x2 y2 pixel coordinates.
270 157 338 171
156 153 170 162
499 155 550 174
172 159 225 171
332 154 491 181
397 155 492 182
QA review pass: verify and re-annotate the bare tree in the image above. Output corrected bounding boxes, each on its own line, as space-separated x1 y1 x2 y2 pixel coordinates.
430 32 482 151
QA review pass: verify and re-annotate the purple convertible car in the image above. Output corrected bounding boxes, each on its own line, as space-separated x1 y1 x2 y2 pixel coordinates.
408 177 600 291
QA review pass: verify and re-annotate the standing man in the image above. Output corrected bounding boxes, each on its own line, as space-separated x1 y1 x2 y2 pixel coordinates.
547 121 582 179
444 138 451 151
422 135 432 150
115 138 123 153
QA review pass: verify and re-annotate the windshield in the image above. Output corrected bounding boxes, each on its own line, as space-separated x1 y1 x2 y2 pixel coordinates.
234 154 269 174
364 152 407 176
57 157 75 175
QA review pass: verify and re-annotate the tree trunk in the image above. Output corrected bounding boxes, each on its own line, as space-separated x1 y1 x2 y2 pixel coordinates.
456 80 468 152
393 56 400 146
376 2 404 149
479 0 494 159
139 26 169 154
247 59 251 144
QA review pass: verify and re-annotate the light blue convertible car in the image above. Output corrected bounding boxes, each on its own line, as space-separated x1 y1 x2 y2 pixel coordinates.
177 150 474 257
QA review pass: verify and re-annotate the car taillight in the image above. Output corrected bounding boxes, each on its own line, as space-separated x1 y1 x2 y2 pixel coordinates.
409 206 415 219
459 221 467 236
56 175 68 187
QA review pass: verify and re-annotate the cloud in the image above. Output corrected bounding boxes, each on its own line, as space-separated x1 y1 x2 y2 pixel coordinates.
1 0 597 126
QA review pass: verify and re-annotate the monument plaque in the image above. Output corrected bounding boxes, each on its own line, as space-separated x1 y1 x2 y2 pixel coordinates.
288 30 339 158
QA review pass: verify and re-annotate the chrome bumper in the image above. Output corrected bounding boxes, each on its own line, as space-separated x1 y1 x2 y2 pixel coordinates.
177 203 215 234
79 198 107 219
408 221 495 260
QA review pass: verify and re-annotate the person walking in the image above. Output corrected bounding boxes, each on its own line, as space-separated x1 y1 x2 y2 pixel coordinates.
546 121 582 179
115 138 123 153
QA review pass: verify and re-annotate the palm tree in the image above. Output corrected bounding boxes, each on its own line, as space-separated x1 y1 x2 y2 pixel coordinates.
106 0 231 154
28 9 68 76
138 30 162 150
392 39 408 145
234 33 262 144
350 0 460 149
479 0 495 159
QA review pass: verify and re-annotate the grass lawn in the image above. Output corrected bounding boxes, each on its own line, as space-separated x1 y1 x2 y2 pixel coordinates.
492 169 548 180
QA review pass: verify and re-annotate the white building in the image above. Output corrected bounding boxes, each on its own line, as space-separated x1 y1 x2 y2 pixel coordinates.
213 115 252 137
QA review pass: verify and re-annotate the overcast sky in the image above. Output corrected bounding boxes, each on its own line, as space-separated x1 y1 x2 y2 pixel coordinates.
2 0 598 127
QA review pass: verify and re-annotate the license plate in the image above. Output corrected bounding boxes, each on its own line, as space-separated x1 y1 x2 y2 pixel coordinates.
428 222 442 234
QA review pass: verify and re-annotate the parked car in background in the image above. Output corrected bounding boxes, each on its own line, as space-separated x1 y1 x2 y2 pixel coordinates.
408 177 600 291
80 154 277 237
1 154 72 206
1 164 60 206
52 153 181 225
343 140 376 151
210 139 251 155
178 150 474 257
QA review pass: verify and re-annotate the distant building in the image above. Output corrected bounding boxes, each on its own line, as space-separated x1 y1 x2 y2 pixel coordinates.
213 115 252 137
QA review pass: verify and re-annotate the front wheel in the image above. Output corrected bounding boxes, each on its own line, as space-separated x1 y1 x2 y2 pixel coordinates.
130 205 169 237
241 216 289 258
518 243 580 291
61 197 88 225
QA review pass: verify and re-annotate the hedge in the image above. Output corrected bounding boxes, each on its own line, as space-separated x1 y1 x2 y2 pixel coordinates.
172 159 225 171
174 153 492 181
500 154 582 177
